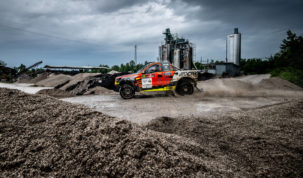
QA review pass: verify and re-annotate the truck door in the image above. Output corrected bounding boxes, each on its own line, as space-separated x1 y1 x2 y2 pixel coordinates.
141 63 161 89
161 63 175 86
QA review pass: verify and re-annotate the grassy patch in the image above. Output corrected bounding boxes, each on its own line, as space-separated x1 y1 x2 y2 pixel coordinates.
270 67 303 88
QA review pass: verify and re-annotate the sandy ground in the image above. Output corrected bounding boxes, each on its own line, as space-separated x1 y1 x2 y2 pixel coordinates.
1 88 216 177
145 99 303 176
2 74 302 125
62 74 303 125
236 74 271 84
1 74 303 176
61 93 290 125
0 83 52 94
1 86 303 177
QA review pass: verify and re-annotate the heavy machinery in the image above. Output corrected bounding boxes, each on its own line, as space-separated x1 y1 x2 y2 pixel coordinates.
0 61 43 82
115 62 199 99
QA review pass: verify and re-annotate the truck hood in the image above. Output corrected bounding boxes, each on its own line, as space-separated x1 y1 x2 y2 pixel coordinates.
116 73 139 80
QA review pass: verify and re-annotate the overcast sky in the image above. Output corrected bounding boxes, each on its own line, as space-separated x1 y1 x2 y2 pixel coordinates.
0 0 302 67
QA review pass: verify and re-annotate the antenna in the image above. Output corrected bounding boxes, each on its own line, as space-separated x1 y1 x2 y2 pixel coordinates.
134 44 137 65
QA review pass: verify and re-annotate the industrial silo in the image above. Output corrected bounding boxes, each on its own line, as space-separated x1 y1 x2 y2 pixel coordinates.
173 49 180 68
226 28 241 66
159 28 194 69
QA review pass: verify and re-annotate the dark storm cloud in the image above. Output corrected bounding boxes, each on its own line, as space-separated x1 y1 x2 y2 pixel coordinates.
180 0 303 29
167 0 303 60
0 0 302 67
87 0 149 13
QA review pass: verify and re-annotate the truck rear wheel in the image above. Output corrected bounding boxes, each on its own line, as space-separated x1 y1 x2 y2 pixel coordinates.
176 81 194 96
120 84 135 99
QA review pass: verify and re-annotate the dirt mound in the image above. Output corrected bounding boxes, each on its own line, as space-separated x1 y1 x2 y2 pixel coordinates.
60 73 101 91
257 77 302 90
146 99 303 177
28 72 50 83
84 86 116 95
37 89 75 98
36 74 72 88
237 74 271 84
16 74 32 83
0 88 226 177
197 78 256 97
197 76 302 97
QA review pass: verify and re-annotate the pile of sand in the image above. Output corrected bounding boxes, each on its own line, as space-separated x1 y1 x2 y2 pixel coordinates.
256 77 302 90
84 86 116 95
16 73 50 84
28 72 50 83
237 74 271 84
197 76 302 97
59 73 101 91
146 98 303 177
0 88 225 177
197 78 256 97
16 74 32 83
34 73 115 96
37 88 75 98
36 74 72 88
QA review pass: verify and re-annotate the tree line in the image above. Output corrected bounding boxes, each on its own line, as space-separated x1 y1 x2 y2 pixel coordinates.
239 30 303 87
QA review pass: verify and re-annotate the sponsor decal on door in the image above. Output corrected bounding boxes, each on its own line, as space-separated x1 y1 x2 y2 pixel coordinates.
142 78 152 88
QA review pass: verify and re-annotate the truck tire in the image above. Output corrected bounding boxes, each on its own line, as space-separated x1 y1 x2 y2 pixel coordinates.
176 81 194 96
119 84 135 99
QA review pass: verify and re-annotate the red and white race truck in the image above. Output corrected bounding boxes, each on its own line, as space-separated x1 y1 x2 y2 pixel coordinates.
114 62 199 99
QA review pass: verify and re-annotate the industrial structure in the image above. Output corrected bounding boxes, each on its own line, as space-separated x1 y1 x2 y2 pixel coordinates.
0 60 43 82
43 65 110 73
159 28 194 69
226 28 241 66
214 28 241 77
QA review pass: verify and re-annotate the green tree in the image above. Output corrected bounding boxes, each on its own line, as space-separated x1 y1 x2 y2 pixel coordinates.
240 30 303 87
278 30 303 70
194 61 204 70
99 64 109 74
111 65 120 71
16 64 27 74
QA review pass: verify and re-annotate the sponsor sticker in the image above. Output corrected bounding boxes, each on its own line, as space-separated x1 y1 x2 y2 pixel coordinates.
164 72 171 76
142 78 152 88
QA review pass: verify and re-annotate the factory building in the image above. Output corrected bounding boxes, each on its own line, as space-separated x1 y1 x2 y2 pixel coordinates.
159 28 194 70
216 63 239 77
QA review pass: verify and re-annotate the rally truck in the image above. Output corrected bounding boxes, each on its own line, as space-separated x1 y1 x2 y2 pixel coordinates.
114 62 199 99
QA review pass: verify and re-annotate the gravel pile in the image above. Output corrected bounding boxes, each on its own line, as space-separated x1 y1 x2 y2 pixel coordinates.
0 88 227 177
59 73 101 91
197 77 302 97
256 77 302 90
36 74 71 88
34 72 125 96
84 86 116 95
37 88 75 98
146 99 303 177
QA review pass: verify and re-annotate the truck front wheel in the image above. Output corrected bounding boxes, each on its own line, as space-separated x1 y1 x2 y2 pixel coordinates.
119 84 135 99
176 81 194 96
